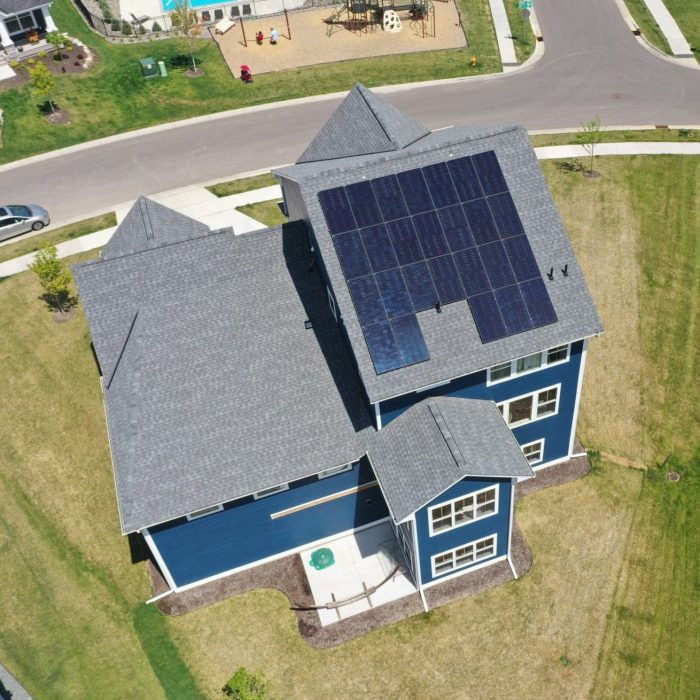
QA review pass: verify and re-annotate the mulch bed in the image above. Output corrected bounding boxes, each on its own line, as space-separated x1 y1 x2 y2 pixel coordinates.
0 49 89 93
148 448 591 647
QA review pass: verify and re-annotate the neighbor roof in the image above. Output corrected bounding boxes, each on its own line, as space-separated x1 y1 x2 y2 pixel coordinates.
74 218 375 533
0 0 48 14
275 88 603 403
367 397 533 522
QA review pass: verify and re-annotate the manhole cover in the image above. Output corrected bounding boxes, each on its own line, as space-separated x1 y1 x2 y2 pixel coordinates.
666 471 680 482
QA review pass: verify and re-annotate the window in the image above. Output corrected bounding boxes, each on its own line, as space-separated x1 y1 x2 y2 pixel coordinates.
318 463 351 479
522 439 544 465
5 12 36 34
497 385 560 427
429 486 498 535
253 483 289 499
431 535 497 577
186 504 223 521
487 344 571 384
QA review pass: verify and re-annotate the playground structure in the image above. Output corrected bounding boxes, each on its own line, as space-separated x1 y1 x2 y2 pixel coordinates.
325 0 436 39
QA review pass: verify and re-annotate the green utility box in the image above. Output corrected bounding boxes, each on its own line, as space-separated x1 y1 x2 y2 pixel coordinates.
139 57 159 79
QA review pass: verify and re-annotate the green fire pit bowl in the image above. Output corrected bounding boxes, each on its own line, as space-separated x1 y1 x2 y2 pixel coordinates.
309 547 335 570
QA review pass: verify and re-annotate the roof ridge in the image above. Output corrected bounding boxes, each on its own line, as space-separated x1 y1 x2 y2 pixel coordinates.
427 401 467 468
357 84 395 148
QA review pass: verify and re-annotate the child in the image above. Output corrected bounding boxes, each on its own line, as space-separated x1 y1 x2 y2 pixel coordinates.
270 27 279 44
256 30 263 45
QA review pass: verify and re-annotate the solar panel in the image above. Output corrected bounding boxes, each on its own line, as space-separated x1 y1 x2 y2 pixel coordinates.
318 149 557 371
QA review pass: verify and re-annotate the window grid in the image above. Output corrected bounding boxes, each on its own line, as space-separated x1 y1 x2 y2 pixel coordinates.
487 344 570 385
431 534 498 578
429 486 498 536
522 439 544 465
497 384 560 427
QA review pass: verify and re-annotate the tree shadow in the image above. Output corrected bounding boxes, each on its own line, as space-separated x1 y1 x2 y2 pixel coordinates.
556 159 585 173
38 291 79 313
38 100 58 115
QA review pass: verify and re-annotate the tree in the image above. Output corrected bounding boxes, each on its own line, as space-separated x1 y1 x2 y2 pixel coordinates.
29 245 74 313
576 116 603 176
28 63 57 114
46 30 68 63
170 0 201 73
222 667 269 699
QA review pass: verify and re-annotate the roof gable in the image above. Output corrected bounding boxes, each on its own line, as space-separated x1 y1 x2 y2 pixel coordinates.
297 83 429 163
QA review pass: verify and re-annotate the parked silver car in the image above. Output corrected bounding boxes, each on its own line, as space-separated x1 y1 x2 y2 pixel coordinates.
0 204 50 242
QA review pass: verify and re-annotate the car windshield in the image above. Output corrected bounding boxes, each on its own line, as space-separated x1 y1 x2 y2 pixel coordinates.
0 207 8 216
8 205 32 217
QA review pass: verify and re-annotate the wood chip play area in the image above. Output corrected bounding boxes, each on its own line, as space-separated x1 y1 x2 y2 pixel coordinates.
211 0 467 75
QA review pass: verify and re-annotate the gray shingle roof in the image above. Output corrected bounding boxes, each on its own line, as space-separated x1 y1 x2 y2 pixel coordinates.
74 221 375 533
297 83 429 163
276 118 603 404
0 0 47 14
367 397 533 522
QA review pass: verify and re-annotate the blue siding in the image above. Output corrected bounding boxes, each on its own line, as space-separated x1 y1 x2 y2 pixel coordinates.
149 459 389 587
415 477 513 585
379 340 584 465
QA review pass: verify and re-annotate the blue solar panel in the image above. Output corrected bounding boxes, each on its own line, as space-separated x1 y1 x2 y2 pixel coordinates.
520 278 558 327
453 247 490 297
473 150 508 196
438 205 474 252
360 224 398 273
348 276 386 327
480 240 516 290
503 235 540 282
345 180 382 229
334 231 371 280
364 322 404 374
403 261 438 312
386 218 423 266
412 210 449 259
463 199 499 245
392 314 430 365
376 268 413 319
428 255 465 305
371 175 409 222
447 156 483 202
422 162 460 208
489 192 525 240
397 169 433 215
469 291 508 343
318 187 356 235
495 285 532 335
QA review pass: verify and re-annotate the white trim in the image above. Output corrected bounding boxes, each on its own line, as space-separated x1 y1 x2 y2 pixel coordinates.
531 453 572 471
430 533 498 578
142 528 179 591
521 438 545 466
173 516 391 592
373 402 382 431
145 589 174 604
496 383 561 428
507 554 518 579
419 586 430 612
428 485 499 537
317 463 352 479
186 503 224 521
506 479 516 578
410 514 422 588
425 550 504 588
270 480 377 519
486 344 571 386
568 338 588 456
327 286 338 322
253 483 289 500
415 378 451 394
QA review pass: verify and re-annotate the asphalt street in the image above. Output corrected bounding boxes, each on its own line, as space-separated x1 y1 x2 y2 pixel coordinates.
1 0 699 224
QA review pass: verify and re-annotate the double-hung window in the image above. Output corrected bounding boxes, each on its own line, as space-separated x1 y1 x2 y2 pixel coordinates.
497 385 560 427
487 345 570 384
429 486 498 535
522 439 544 465
431 535 497 577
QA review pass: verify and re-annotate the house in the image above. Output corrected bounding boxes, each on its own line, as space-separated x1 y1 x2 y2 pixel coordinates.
0 0 57 54
74 85 602 623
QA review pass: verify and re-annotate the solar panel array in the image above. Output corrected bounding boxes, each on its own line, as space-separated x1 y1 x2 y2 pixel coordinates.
318 150 557 375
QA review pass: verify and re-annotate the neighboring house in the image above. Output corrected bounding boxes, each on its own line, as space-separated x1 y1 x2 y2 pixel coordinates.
74 85 602 619
0 0 57 52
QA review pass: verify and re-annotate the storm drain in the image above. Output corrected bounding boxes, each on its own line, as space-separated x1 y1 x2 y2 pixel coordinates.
666 471 680 482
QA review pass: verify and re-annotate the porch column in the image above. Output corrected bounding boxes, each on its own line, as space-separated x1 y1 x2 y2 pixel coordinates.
41 5 57 31
0 20 14 48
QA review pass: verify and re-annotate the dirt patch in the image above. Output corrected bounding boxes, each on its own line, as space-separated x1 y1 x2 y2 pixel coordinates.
212 2 466 76
46 108 72 125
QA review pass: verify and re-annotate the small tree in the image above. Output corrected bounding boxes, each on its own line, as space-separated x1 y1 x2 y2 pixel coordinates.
170 0 201 73
29 245 74 313
28 63 57 114
576 116 603 176
46 30 68 63
222 667 269 700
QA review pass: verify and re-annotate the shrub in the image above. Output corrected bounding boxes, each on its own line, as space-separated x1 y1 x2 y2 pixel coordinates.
27 57 36 65
9 59 20 68
138 24 147 35
222 667 269 700
110 19 121 30
37 50 47 58
151 21 162 32
121 21 133 35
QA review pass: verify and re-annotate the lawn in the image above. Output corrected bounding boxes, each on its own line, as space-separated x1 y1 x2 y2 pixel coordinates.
529 127 700 148
206 173 278 197
622 0 672 54
0 155 698 698
236 199 287 227
0 0 500 165
503 0 536 63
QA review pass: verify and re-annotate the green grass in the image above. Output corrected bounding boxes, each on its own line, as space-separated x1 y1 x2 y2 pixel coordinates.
0 0 500 165
503 0 536 63
663 0 700 59
622 0 673 54
0 212 116 263
206 173 277 197
530 127 700 148
1 156 699 698
236 199 287 227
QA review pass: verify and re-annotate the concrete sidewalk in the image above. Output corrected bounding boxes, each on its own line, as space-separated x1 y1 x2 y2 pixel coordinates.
641 0 693 58
0 662 33 700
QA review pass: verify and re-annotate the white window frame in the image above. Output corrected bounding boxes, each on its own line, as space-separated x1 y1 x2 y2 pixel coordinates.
327 287 338 321
497 383 561 428
317 463 352 479
253 483 289 500
186 504 224 521
486 344 571 385
5 11 37 34
428 485 499 536
431 534 498 578
521 438 545 466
